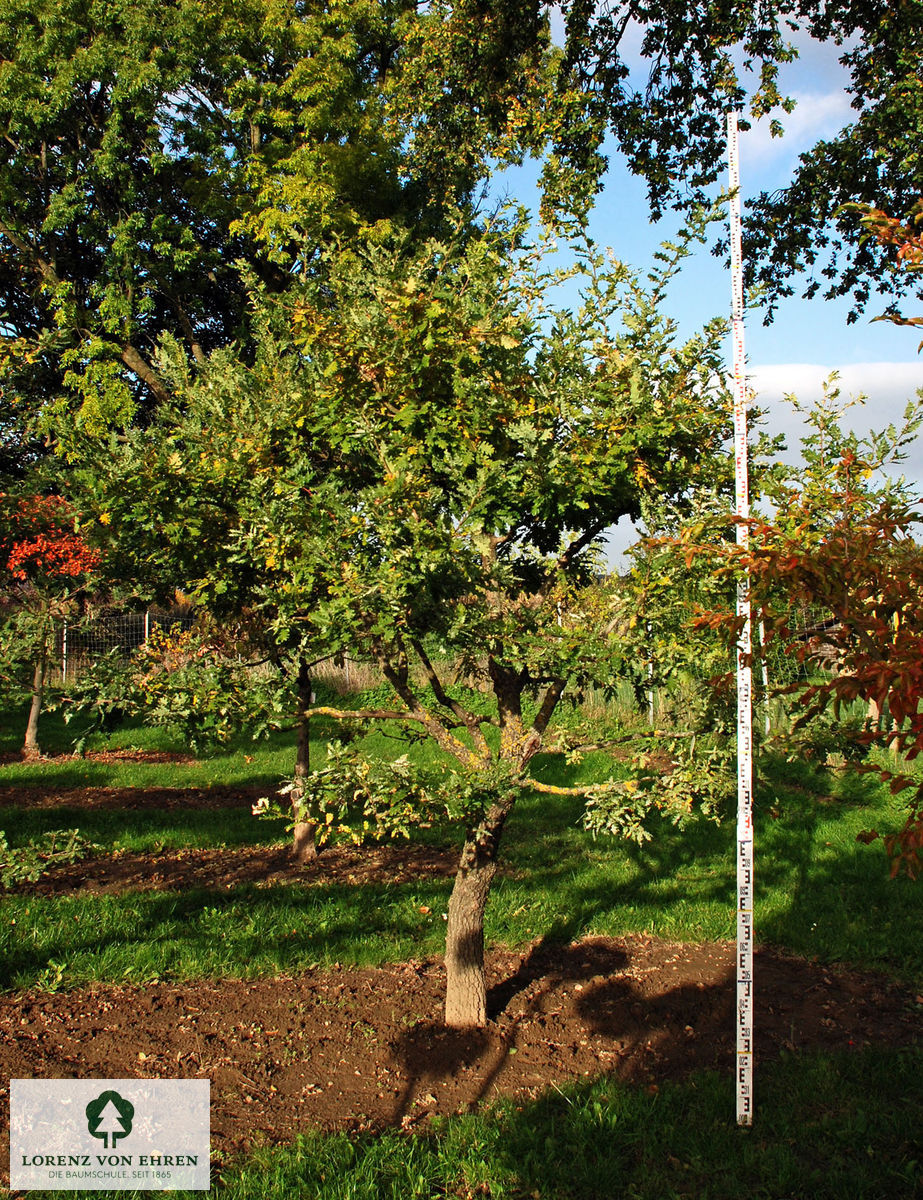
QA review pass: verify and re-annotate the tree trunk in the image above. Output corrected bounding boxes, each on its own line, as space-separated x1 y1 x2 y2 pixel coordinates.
444 791 517 1027
445 851 498 1027
23 637 47 759
291 658 316 862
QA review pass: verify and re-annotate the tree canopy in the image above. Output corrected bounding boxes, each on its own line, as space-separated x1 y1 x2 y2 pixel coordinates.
743 3 923 320
70 211 738 1024
2 0 917 456
547 0 923 320
0 0 551 432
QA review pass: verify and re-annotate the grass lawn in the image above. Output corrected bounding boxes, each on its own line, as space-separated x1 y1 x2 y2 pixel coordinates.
2 699 921 1197
13 1051 922 1199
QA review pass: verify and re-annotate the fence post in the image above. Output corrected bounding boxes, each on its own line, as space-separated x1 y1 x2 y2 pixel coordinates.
62 619 68 685
759 621 770 736
646 622 655 727
144 610 150 645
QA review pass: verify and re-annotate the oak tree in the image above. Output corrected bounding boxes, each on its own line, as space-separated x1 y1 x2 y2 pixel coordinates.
0 0 554 833
75 209 737 1026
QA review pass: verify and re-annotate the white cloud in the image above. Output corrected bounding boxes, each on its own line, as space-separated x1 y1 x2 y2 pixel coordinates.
750 361 923 480
751 361 921 412
739 90 853 172
601 361 922 569
602 361 922 567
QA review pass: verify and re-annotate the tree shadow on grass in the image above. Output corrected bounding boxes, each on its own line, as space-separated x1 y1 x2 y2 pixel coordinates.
203 1047 920 1199
483 1046 922 1200
502 752 920 977
0 803 288 850
4 751 919 990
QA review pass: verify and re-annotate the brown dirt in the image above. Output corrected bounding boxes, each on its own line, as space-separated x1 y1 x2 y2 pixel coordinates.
24 841 458 895
0 749 200 768
1 773 458 892
1 769 920 1174
1 937 919 1172
0 782 263 812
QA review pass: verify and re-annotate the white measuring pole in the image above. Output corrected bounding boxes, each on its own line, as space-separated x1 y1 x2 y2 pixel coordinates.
727 111 754 1126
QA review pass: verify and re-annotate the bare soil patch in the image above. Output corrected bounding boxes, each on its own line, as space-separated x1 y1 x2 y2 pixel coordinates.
0 749 200 768
1 772 920 1177
1 936 919 1173
24 841 458 894
3 771 458 892
0 782 263 812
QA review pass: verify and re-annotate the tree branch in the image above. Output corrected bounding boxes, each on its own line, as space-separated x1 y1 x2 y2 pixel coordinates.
375 643 487 769
411 638 492 757
374 642 418 711
556 520 608 573
530 778 630 797
305 705 425 722
160 285 206 362
120 343 172 405
542 731 697 755
0 215 62 287
532 678 566 737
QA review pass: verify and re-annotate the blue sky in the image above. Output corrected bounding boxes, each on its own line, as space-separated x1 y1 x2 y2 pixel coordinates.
493 25 922 559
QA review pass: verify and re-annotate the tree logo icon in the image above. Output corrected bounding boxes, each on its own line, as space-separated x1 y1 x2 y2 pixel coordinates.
85 1090 134 1149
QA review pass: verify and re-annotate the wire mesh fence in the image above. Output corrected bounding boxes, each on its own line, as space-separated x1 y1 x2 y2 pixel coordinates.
46 602 834 735
52 611 196 684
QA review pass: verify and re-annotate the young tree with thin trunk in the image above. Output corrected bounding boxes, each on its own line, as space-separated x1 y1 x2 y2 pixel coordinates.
76 209 736 1026
291 657 317 863
0 494 100 756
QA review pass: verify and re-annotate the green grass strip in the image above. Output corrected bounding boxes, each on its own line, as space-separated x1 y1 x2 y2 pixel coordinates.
19 1047 922 1199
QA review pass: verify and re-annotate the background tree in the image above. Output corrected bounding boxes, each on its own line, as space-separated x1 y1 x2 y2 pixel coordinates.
72 210 738 1027
0 0 553 434
847 198 923 345
676 385 923 878
538 1 923 321
0 491 100 756
5 1 919 443
743 6 923 321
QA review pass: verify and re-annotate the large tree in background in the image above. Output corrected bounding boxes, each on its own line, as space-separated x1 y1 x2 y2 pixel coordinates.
546 0 923 321
0 0 551 432
744 5 923 321
3 0 917 447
